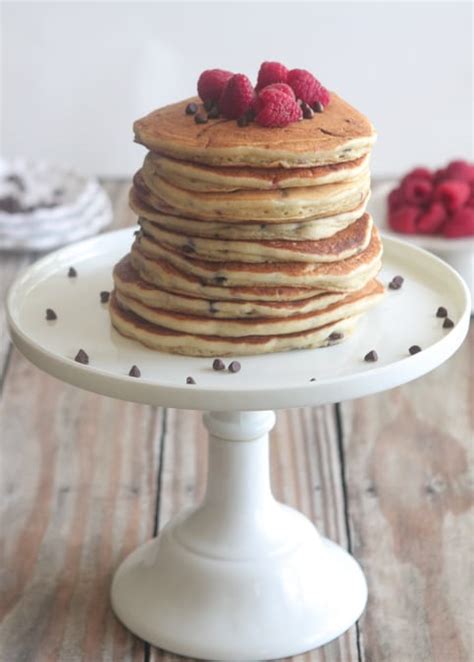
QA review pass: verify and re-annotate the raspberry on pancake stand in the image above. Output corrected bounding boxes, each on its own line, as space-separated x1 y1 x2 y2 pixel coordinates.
219 74 255 120
197 69 233 104
255 61 289 91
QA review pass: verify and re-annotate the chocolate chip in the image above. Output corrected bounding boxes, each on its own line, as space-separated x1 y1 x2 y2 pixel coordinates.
443 318 454 329
310 377 316 382
436 306 448 318
185 102 198 115
45 308 57 321
212 358 225 371
313 101 324 113
204 99 214 112
207 106 220 119
389 275 404 290
186 376 196 384
237 114 249 127
409 345 422 355
133 230 140 236
301 102 314 119
194 113 208 124
74 349 89 364
68 267 77 278
0 195 22 213
329 332 343 341
100 291 110 304
214 276 227 285
128 365 141 378
364 350 378 362
209 301 218 314
228 361 241 373
6 174 25 191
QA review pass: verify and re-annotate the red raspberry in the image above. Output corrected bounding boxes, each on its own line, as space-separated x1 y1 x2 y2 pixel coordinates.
434 180 470 212
387 186 405 211
219 74 255 119
402 167 432 185
416 202 446 234
254 83 295 113
255 90 302 128
197 69 233 104
433 167 448 183
442 207 474 238
287 69 330 106
255 61 288 91
388 205 419 234
402 176 433 205
445 160 474 182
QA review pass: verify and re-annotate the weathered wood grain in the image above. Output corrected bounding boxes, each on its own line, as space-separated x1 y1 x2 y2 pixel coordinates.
149 407 360 662
0 349 163 661
339 327 473 662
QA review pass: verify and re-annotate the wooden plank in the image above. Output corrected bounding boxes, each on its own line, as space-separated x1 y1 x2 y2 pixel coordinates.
149 406 360 662
0 349 163 661
339 326 473 662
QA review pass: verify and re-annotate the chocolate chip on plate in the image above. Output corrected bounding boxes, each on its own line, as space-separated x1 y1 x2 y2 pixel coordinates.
100 291 110 304
409 345 422 355
329 331 343 341
310 377 316 382
68 267 77 278
45 308 57 321
443 318 454 329
364 350 378 362
0 195 22 213
194 113 208 125
436 306 448 318
6 174 25 191
228 361 241 373
74 349 89 364
186 376 196 384
212 358 226 371
389 275 404 290
128 365 141 378
185 102 198 115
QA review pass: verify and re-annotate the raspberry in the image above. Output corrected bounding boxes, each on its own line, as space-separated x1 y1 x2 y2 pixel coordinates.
442 207 474 238
388 206 419 234
402 167 432 185
287 69 330 106
254 83 295 113
434 180 470 212
219 74 255 119
255 90 302 128
197 69 233 104
388 186 405 211
402 176 433 205
416 202 446 234
255 61 288 91
445 160 474 182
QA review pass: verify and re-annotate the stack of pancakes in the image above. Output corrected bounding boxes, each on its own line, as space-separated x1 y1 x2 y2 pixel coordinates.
110 92 384 356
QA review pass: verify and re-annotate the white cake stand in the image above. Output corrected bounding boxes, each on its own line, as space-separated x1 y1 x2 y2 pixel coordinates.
6 228 471 660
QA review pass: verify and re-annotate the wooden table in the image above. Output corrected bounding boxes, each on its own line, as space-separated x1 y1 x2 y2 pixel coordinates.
1 182 472 662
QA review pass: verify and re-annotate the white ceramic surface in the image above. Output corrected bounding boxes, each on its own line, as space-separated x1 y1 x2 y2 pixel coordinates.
369 181 474 312
111 410 367 659
6 227 471 411
5 227 471 659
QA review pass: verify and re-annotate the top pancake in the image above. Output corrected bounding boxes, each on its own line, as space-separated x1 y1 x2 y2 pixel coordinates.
134 93 376 168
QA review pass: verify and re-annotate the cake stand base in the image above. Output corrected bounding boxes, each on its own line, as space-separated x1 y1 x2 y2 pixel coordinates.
111 411 367 660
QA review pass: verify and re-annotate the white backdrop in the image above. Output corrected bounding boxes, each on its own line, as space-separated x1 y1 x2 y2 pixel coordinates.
1 1 472 178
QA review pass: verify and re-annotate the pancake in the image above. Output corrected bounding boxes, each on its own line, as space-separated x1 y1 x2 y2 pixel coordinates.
139 167 370 222
130 185 370 240
132 225 382 291
144 151 371 192
113 254 353 318
133 93 376 168
114 278 383 338
110 292 363 356
138 213 373 263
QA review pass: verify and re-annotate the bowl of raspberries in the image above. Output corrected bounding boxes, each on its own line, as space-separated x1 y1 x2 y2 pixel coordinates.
369 159 474 312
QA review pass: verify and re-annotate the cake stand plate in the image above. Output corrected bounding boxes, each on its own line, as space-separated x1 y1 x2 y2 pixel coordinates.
6 228 471 660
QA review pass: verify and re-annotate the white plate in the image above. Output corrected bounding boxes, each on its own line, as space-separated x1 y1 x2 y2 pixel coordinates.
7 227 471 411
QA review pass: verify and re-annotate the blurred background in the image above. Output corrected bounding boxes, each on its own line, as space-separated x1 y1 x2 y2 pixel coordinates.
1 0 473 179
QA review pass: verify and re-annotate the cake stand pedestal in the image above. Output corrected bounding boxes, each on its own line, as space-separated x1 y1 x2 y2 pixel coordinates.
7 228 471 660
